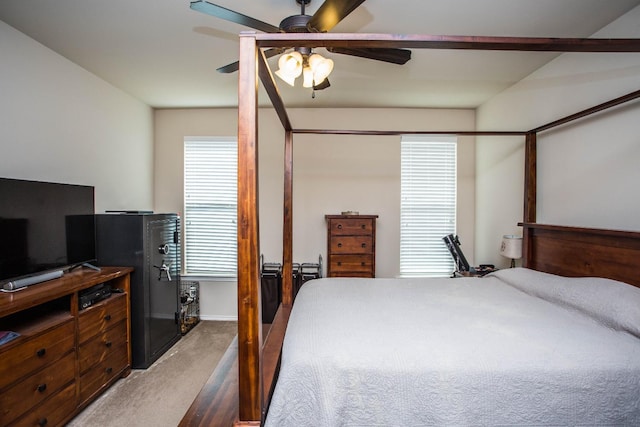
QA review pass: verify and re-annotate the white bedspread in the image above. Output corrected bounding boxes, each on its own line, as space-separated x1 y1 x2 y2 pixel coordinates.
265 268 640 426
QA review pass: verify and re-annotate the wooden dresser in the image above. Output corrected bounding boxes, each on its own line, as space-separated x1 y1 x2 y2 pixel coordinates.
0 267 132 427
325 214 378 278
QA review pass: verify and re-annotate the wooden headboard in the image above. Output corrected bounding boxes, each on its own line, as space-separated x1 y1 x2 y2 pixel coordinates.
522 222 640 288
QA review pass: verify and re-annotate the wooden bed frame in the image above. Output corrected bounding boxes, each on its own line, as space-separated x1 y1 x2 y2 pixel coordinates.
179 33 640 426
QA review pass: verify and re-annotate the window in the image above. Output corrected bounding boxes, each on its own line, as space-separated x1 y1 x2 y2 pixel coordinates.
400 136 457 277
184 137 237 277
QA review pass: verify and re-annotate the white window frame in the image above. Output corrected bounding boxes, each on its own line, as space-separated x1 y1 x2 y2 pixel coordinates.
400 135 457 277
183 137 238 278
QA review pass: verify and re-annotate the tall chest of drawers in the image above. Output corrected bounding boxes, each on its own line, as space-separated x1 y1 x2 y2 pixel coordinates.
325 214 378 278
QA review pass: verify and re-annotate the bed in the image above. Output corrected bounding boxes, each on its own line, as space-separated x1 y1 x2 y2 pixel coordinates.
266 269 640 426
178 31 640 426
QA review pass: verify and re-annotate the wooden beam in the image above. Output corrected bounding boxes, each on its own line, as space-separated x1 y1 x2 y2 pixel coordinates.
523 132 537 224
281 130 294 307
522 132 537 268
261 305 291 415
257 48 292 132
293 129 527 136
530 88 640 133
236 33 262 424
254 32 640 52
179 337 239 427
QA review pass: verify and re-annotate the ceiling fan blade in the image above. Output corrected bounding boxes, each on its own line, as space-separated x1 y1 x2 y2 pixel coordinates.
327 47 411 65
217 48 285 74
190 0 281 33
307 0 367 33
216 61 240 74
313 79 331 91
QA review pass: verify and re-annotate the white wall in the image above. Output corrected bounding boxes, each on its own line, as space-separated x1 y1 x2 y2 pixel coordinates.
155 107 476 319
476 5 640 268
0 21 154 212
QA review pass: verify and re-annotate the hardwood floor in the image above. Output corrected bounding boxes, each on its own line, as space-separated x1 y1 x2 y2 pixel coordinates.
179 337 240 427
179 306 290 427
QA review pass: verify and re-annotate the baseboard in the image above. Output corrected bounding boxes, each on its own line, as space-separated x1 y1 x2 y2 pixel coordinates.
200 314 238 321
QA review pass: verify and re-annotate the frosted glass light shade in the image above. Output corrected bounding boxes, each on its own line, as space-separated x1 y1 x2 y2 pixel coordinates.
308 53 333 85
275 51 303 86
302 66 314 88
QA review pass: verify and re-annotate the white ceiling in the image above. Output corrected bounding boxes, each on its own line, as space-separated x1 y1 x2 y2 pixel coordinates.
1 0 639 109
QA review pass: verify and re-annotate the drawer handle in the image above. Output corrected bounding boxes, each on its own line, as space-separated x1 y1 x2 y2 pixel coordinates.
37 383 47 393
106 367 113 374
361 243 366 248
361 262 365 266
104 314 112 321
337 262 342 266
37 418 48 427
337 243 342 248
337 224 342 229
105 341 113 348
361 224 365 229
36 348 46 358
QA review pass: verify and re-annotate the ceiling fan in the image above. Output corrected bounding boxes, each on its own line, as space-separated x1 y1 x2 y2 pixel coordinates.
190 0 412 90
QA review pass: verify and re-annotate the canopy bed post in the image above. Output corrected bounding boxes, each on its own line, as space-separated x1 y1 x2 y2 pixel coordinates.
282 130 294 307
522 131 537 267
236 33 262 426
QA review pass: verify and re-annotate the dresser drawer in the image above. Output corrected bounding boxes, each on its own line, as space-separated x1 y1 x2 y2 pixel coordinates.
329 236 373 254
79 344 128 403
0 319 74 389
9 382 76 427
79 320 128 374
329 255 374 274
78 293 127 343
328 218 374 236
0 351 75 425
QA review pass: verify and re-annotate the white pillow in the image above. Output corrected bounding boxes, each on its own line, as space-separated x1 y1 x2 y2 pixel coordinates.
491 267 640 338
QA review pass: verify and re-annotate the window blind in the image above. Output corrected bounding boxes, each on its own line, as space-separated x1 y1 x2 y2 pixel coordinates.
400 136 457 277
184 138 237 277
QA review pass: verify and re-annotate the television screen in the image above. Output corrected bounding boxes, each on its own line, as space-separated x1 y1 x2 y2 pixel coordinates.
0 177 96 285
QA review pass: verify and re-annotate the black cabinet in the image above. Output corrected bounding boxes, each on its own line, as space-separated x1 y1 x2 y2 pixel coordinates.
96 213 181 369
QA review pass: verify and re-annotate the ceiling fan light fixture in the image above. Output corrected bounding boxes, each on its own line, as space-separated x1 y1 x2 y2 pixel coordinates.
276 51 303 86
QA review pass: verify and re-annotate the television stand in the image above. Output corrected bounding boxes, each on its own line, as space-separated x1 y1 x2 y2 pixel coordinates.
0 266 133 426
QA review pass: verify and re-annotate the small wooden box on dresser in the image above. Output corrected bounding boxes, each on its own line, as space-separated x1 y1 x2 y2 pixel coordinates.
0 266 133 427
325 214 378 278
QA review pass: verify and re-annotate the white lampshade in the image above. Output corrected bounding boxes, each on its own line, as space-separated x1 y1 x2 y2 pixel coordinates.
500 235 522 266
302 66 314 88
275 51 303 86
308 53 334 85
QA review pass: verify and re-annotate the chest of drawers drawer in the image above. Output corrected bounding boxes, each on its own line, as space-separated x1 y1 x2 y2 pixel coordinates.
0 319 75 389
328 254 374 276
79 319 128 374
9 382 77 427
80 344 129 403
78 293 127 343
329 235 373 254
328 217 374 236
0 351 75 425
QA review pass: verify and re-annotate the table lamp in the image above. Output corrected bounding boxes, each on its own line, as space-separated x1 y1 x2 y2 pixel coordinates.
500 235 522 268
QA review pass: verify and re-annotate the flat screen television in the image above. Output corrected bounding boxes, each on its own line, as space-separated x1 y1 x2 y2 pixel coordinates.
0 177 96 289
